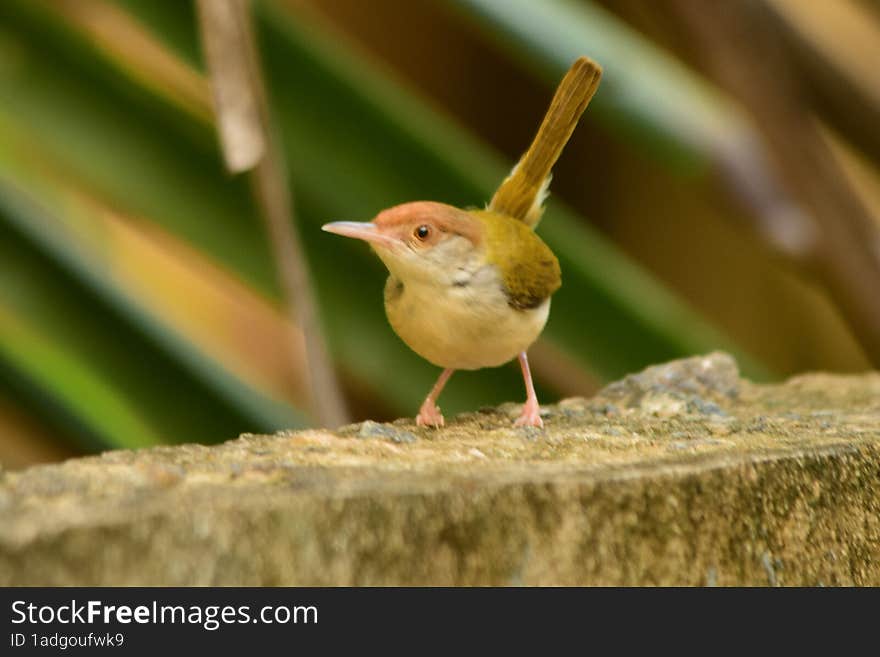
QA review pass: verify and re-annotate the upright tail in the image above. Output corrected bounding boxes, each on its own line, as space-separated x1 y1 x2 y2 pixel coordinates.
489 56 602 227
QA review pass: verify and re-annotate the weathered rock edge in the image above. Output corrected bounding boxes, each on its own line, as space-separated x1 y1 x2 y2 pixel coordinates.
1 353 878 585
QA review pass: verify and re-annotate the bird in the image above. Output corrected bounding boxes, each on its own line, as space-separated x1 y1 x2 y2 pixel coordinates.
323 56 602 428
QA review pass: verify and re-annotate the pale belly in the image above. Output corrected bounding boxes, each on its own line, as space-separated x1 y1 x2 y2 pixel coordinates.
384 276 550 370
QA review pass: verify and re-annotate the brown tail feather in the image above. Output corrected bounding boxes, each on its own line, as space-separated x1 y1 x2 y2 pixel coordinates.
489 56 602 227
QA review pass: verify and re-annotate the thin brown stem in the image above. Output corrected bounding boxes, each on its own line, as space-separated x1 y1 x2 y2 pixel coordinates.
196 0 348 426
669 0 880 365
763 0 880 167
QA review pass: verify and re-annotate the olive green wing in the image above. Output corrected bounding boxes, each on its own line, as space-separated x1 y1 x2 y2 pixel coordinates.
479 210 561 309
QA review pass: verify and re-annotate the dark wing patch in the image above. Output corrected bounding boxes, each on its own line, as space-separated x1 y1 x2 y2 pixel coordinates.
502 254 561 310
480 213 560 310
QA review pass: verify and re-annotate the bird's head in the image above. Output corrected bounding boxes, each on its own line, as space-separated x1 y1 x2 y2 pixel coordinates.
322 201 485 286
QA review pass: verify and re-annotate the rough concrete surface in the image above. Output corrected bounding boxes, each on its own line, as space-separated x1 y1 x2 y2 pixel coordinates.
1 353 878 586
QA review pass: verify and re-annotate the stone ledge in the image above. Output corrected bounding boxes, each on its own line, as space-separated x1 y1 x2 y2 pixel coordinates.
1 353 878 585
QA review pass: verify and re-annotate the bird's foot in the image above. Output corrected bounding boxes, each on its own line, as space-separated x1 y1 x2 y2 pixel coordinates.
514 399 544 428
416 401 445 428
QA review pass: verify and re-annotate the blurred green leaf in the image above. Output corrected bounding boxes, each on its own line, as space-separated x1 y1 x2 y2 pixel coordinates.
0 184 305 450
0 4 308 448
448 0 739 171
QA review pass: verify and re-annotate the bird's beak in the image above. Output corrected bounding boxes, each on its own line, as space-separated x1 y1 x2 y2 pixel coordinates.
321 221 400 250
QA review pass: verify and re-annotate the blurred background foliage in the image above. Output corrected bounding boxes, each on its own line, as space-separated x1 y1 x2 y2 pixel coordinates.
1 0 878 469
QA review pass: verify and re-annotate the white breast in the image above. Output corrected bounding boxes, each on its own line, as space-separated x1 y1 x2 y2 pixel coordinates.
384 266 550 370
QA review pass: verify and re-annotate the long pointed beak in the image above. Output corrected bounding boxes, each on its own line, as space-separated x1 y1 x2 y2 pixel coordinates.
321 221 400 250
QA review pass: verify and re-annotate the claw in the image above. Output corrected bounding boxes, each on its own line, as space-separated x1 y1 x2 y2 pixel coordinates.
416 401 445 428
514 399 544 428
415 368 454 429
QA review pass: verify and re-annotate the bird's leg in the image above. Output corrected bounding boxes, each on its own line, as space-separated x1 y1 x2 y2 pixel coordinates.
416 368 454 428
515 351 543 428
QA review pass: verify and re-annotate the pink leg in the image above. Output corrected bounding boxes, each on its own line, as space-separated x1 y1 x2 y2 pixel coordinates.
515 351 543 428
416 368 454 428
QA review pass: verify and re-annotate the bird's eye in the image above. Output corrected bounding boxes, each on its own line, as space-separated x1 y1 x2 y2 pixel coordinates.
414 225 431 240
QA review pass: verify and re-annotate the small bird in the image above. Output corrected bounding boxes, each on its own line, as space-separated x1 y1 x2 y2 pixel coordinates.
323 57 602 428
